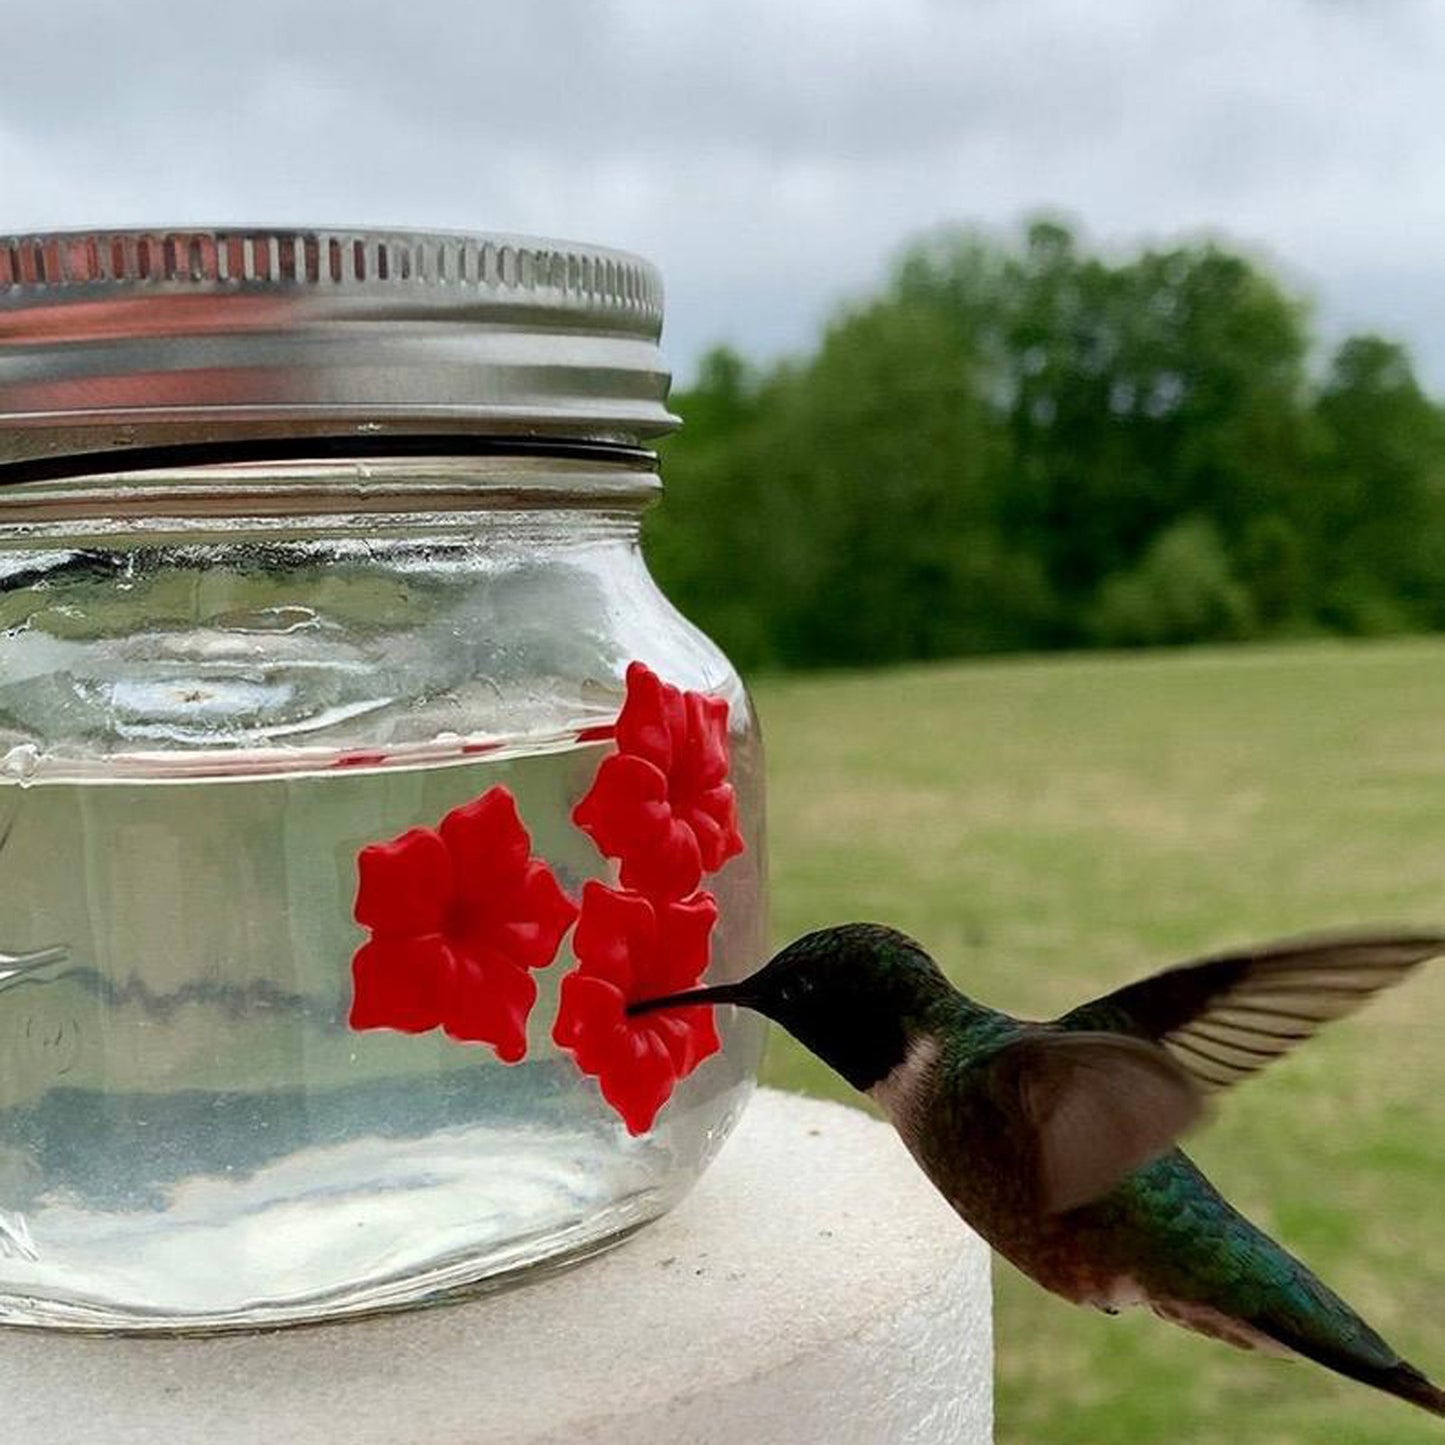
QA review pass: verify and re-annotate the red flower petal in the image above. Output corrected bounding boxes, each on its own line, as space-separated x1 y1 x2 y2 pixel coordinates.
614 661 677 772
648 1012 701 1076
617 823 704 900
519 861 582 959
685 1007 722 1069
682 783 744 874
440 788 531 904
553 971 628 1074
679 690 731 791
571 882 656 989
552 970 607 1048
349 936 452 1034
480 867 579 973
684 805 728 874
354 828 453 937
643 892 719 995
572 753 672 859
597 1026 678 1136
443 947 538 1063
635 983 722 1078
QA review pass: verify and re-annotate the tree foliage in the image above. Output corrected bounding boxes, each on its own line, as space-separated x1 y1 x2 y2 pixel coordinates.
646 222 1445 669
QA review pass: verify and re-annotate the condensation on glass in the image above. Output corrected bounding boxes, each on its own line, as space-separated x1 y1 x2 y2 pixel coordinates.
0 228 766 1331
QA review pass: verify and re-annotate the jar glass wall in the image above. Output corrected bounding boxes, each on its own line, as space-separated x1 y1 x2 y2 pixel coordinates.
0 455 767 1330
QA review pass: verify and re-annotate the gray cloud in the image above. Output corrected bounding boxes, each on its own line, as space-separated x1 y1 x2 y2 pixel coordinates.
3 0 1444 385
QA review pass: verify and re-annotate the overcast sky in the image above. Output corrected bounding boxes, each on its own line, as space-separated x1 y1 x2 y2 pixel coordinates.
3 0 1444 387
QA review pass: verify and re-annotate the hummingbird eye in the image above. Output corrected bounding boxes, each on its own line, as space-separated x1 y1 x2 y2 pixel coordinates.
770 966 819 1014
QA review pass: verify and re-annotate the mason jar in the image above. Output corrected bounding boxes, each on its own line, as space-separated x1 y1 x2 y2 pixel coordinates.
0 229 766 1331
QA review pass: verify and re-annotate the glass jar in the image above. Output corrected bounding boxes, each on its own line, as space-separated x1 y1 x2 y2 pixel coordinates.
0 229 766 1331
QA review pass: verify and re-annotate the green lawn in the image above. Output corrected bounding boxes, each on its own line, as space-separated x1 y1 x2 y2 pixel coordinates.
751 638 1445 1445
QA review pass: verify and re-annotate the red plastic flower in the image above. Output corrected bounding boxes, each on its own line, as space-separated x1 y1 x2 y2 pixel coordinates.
349 787 578 1063
572 661 744 899
552 881 721 1134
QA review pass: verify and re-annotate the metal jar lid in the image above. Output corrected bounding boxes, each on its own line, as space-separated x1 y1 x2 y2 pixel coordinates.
0 227 677 472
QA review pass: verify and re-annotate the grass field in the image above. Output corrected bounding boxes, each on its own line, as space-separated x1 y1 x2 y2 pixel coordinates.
750 638 1445 1445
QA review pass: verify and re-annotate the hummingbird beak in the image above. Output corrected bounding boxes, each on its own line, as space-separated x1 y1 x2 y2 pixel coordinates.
626 981 756 1018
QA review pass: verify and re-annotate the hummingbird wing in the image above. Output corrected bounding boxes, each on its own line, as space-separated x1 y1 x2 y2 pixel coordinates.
1057 931 1445 1095
983 1030 1204 1213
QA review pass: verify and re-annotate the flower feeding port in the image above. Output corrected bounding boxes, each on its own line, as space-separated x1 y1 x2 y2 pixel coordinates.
350 788 578 1060
349 662 747 1136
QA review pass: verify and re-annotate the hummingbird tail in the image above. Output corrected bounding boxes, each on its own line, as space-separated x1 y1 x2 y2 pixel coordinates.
1267 1326 1445 1420
1189 1203 1445 1420
1372 1362 1445 1420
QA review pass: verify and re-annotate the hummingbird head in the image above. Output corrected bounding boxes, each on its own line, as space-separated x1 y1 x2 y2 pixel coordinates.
629 923 955 1092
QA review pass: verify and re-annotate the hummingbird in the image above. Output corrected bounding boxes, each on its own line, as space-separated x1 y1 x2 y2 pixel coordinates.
631 924 1445 1418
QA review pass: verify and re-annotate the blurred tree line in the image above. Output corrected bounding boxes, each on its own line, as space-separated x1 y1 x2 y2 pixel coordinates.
645 221 1445 669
